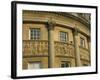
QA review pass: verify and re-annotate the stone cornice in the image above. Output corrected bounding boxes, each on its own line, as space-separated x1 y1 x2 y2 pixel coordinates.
23 11 90 28
56 12 90 28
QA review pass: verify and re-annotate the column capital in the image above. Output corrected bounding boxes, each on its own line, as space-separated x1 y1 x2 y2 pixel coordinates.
47 18 55 68
47 18 56 30
73 27 79 35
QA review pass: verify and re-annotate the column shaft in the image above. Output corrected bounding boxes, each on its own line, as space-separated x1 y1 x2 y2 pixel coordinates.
48 29 55 68
47 20 55 68
73 28 81 66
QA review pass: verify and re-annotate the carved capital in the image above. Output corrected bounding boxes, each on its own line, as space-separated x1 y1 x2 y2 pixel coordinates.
47 18 55 30
73 27 79 36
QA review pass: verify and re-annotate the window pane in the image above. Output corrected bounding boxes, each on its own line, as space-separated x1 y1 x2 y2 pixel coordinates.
61 64 65 67
83 64 88 66
30 29 40 40
61 61 70 67
80 37 85 47
65 63 69 67
60 32 67 42
28 62 41 69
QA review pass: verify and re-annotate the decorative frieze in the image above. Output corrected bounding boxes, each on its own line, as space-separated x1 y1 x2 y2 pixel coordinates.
79 47 90 61
55 41 74 57
23 40 48 56
23 40 75 57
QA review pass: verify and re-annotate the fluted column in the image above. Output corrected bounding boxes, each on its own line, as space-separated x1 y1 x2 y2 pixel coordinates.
47 19 55 68
73 27 81 66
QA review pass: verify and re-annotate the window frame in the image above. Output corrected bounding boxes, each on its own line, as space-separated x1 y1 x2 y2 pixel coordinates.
59 31 68 42
29 28 41 40
82 64 88 66
28 61 42 69
80 37 85 48
61 61 71 68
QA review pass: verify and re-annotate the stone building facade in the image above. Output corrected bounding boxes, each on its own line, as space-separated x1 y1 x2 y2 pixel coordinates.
22 10 91 69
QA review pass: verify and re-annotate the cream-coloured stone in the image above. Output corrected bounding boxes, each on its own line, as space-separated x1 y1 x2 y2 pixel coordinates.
22 11 91 69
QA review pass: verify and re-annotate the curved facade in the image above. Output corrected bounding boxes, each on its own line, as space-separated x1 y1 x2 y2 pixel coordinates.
22 10 91 69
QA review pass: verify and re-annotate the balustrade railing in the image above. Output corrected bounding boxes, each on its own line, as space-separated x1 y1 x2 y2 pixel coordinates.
23 40 48 56
79 46 90 61
55 41 75 57
23 40 75 57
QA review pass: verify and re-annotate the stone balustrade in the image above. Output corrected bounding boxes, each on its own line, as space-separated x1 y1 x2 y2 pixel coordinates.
23 40 75 57
79 46 90 61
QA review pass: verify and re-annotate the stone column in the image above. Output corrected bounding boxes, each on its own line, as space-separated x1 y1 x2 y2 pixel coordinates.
47 19 55 68
87 37 91 51
87 37 91 66
73 27 81 66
